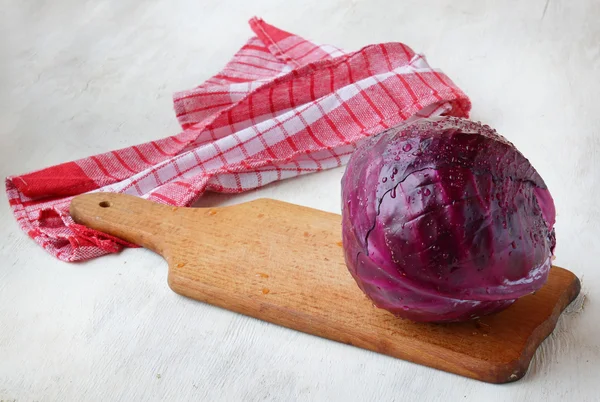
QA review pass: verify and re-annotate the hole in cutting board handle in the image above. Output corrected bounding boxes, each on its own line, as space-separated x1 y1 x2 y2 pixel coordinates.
99 201 111 208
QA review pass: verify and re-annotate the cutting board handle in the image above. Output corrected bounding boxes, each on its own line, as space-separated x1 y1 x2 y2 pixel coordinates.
70 192 182 256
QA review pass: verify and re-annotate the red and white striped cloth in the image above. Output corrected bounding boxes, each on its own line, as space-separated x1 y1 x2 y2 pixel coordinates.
5 17 471 262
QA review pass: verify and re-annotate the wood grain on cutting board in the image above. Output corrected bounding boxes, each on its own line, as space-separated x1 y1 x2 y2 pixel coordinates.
70 192 580 384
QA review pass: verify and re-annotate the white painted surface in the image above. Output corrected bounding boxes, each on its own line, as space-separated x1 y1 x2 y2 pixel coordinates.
1 0 598 400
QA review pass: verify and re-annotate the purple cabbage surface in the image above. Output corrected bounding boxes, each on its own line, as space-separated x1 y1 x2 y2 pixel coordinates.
341 117 556 322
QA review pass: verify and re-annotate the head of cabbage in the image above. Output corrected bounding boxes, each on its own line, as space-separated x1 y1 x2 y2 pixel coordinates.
341 117 556 322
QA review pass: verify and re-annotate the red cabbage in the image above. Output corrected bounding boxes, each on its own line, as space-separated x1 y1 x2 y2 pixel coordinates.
341 117 556 322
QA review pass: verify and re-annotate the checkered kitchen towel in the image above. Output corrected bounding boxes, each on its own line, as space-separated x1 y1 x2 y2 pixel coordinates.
5 17 471 262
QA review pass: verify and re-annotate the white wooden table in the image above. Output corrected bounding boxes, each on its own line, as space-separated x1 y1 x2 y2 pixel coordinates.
1 1 598 400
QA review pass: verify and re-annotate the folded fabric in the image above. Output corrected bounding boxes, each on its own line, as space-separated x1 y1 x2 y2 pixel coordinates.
5 17 471 262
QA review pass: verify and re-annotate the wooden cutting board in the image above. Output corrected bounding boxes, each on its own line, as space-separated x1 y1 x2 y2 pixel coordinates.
70 192 580 384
